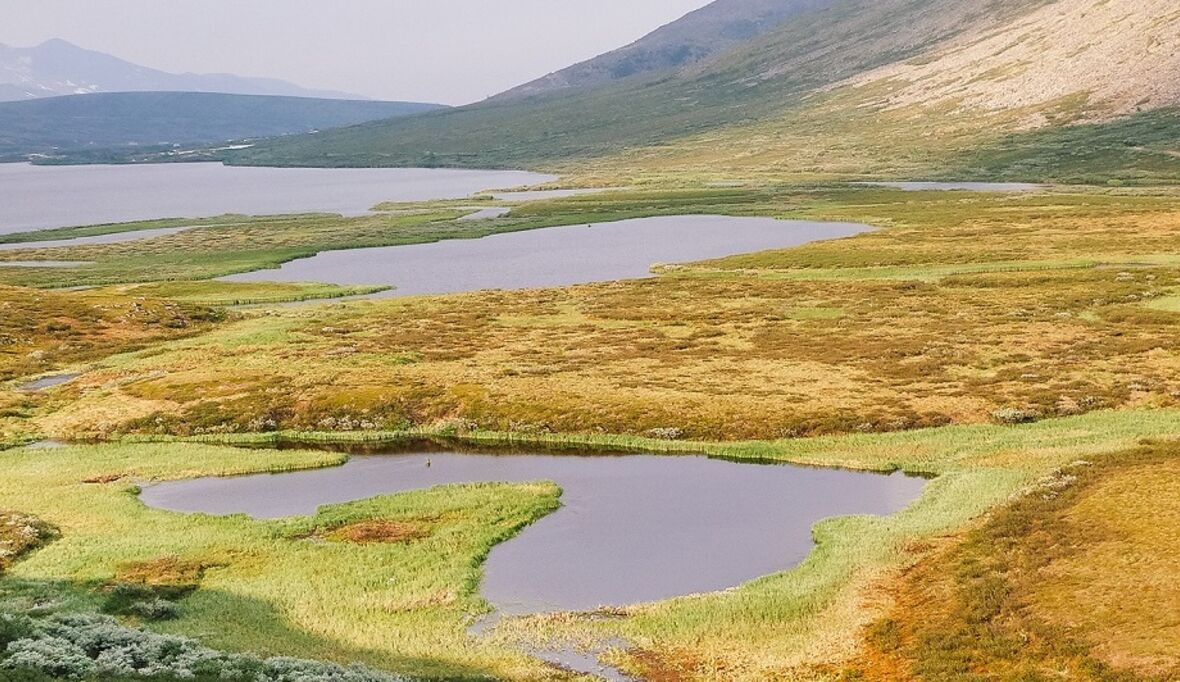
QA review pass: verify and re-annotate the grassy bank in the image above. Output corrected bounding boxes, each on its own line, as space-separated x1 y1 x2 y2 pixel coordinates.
91 281 392 306
3 183 1178 679
0 441 564 680
4 410 1178 681
852 441 1180 680
29 187 1180 443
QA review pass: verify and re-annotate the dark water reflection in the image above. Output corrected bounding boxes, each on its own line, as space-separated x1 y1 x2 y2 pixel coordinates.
141 449 926 615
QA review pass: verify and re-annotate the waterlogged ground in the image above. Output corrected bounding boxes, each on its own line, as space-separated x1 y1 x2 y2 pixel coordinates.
140 450 926 615
2 184 1179 681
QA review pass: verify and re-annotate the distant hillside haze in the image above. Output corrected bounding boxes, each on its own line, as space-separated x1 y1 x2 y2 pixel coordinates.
0 38 366 101
0 92 446 161
497 0 837 100
228 0 1043 168
223 0 1180 184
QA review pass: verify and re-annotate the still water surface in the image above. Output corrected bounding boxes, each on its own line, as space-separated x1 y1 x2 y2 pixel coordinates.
224 215 870 296
140 450 926 615
0 163 554 234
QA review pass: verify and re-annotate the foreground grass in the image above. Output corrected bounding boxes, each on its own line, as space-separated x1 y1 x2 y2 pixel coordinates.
92 281 391 306
0 442 564 680
3 184 1179 679
465 411 1180 680
851 441 1180 681
5 410 1178 681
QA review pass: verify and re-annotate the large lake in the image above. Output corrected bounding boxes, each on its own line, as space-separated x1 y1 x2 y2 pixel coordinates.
140 449 926 616
224 215 871 296
0 163 554 234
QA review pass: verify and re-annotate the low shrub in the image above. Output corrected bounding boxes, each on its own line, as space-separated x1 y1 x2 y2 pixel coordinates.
643 427 685 441
0 611 412 681
101 584 188 622
991 407 1042 424
0 512 56 572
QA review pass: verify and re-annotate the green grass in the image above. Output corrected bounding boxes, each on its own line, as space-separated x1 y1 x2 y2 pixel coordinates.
0 215 261 245
949 108 1180 185
4 183 1180 679
95 281 391 306
7 409 1177 681
0 441 562 680
1145 292 1180 313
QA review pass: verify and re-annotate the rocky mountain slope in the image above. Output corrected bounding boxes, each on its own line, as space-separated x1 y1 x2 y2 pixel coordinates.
158 0 1180 182
227 0 1035 169
496 0 836 100
844 0 1180 120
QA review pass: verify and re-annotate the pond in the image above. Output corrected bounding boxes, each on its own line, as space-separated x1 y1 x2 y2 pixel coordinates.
140 448 927 616
222 215 871 296
0 163 555 234
18 373 81 392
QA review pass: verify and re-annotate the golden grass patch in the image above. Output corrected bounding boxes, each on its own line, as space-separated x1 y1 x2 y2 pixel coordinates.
849 443 1180 681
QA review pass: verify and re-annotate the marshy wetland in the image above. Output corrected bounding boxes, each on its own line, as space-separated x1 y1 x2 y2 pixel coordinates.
141 447 926 616
4 0 1180 677
2 177 1179 682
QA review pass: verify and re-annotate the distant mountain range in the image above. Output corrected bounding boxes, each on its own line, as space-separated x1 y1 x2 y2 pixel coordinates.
0 92 446 162
223 0 1180 184
0 38 365 101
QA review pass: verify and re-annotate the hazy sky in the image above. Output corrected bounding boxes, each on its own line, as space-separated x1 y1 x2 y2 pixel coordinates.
0 1 715 104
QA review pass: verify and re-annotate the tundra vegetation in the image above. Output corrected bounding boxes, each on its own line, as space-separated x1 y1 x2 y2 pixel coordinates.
3 0 1178 676
0 180 1177 681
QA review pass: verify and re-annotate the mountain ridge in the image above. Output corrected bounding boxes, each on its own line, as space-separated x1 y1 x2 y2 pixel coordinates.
496 0 837 100
0 38 366 101
223 0 1050 170
0 91 445 162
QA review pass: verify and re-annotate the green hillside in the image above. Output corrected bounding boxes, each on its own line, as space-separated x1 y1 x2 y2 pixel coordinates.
222 0 1046 170
0 92 445 161
218 0 1180 185
495 0 836 100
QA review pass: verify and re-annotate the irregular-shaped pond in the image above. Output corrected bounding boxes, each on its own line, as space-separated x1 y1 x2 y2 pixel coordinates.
223 215 870 297
17 373 81 392
140 449 926 615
